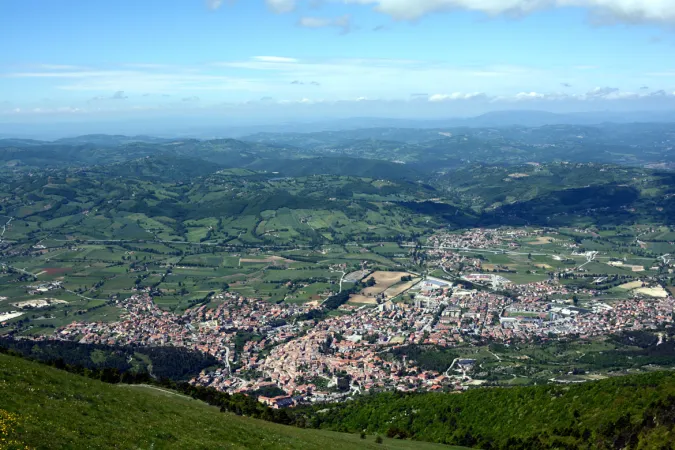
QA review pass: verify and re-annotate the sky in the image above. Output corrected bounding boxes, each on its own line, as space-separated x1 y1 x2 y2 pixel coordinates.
2 0 675 126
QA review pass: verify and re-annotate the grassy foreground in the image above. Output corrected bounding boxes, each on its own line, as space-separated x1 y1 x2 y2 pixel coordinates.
0 354 462 450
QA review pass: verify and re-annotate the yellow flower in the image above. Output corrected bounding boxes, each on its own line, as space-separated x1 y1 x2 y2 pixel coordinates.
0 409 31 450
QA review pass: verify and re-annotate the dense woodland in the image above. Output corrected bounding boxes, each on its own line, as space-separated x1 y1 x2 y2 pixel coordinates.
0 338 218 381
304 372 675 449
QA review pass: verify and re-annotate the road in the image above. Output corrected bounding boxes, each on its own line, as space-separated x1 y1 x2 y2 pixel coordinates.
0 262 36 278
0 259 100 302
50 238 313 250
63 288 97 301
0 217 12 243
445 358 460 376
404 244 659 263
577 251 598 270
488 351 502 361
223 346 233 374
337 271 346 293
401 244 549 257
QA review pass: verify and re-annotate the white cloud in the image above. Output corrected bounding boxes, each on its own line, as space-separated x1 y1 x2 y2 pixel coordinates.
494 87 675 102
1 106 83 115
5 87 675 120
253 56 299 63
429 92 486 101
277 97 322 104
514 91 547 100
298 15 352 33
298 17 332 27
266 0 296 13
584 86 619 99
5 59 675 112
339 0 675 24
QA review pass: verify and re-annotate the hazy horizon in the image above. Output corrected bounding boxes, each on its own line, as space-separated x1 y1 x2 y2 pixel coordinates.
3 0 675 128
3 108 675 140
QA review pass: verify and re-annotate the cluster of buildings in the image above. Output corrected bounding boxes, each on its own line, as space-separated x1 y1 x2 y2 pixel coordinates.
427 228 536 250
425 228 548 275
254 302 456 396
56 292 312 366
34 272 675 407
26 281 62 295
417 279 675 343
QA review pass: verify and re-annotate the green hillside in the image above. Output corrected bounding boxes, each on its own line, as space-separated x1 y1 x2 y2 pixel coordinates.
308 371 675 449
3 350 674 450
0 354 458 450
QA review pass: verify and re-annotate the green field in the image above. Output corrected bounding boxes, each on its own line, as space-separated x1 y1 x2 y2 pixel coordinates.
0 240 413 332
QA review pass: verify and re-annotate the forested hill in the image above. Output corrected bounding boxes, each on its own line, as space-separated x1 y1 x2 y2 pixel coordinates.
305 371 675 449
5 122 675 171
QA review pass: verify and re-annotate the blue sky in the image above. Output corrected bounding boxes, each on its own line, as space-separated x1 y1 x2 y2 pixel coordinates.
2 0 675 122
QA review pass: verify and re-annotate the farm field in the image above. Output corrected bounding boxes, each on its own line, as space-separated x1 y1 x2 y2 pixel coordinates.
383 278 421 298
0 240 415 334
618 281 644 290
349 271 416 304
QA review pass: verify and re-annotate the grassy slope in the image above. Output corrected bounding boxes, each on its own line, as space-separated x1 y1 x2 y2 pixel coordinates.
0 354 460 450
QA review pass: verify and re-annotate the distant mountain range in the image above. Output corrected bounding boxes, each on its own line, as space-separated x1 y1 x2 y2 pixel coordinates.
3 110 675 140
323 110 675 129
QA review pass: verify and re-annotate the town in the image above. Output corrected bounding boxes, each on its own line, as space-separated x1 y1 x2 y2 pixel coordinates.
4 226 675 409
45 262 674 407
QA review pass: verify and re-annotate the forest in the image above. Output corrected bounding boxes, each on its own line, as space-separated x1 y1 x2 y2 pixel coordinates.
0 338 218 381
301 371 675 449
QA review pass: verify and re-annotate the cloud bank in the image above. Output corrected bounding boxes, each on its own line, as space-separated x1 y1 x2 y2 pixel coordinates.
340 0 675 24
